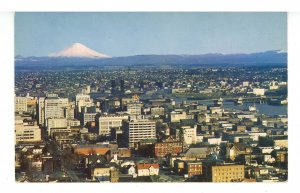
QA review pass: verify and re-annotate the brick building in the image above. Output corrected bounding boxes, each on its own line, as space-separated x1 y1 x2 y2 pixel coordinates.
154 136 183 157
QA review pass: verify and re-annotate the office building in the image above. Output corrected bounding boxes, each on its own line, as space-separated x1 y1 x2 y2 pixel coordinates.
203 162 245 182
37 94 69 126
15 120 41 144
97 114 129 136
123 119 156 148
46 118 67 136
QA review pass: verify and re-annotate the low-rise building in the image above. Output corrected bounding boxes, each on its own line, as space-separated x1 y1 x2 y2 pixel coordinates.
185 161 203 178
170 111 187 122
74 145 111 156
184 147 216 159
15 120 41 144
137 163 159 176
226 143 252 161
203 162 245 182
253 88 265 96
150 107 165 116
154 137 183 157
176 125 197 145
90 163 111 182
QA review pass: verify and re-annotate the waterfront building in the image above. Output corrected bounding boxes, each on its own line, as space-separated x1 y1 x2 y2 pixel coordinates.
253 88 265 96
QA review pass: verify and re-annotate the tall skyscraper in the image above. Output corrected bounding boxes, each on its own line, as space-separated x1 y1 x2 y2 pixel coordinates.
37 97 45 125
120 79 125 93
111 80 116 94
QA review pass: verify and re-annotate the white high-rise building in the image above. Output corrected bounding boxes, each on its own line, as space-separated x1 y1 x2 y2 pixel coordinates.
123 119 156 148
97 114 129 136
38 94 69 126
45 97 68 126
37 97 45 125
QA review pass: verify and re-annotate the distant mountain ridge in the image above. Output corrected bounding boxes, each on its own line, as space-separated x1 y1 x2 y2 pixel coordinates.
15 50 287 70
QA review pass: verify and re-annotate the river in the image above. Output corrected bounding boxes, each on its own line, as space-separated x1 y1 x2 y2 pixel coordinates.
223 102 287 116
174 98 287 116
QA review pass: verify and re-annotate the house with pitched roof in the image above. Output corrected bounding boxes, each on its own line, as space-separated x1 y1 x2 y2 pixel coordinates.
226 143 252 161
136 163 159 176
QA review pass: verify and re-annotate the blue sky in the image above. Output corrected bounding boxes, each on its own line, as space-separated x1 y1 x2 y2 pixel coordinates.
15 12 287 57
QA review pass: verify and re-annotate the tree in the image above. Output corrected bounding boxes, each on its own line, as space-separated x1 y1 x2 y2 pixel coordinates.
156 121 166 131
178 128 184 143
62 146 78 170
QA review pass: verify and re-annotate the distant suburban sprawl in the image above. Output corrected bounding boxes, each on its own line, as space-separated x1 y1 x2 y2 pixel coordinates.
15 62 288 182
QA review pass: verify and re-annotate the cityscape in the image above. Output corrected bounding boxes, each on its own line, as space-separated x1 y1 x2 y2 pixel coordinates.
14 12 287 183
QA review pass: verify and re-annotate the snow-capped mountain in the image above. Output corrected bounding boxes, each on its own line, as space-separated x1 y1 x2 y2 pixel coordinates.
48 43 111 58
